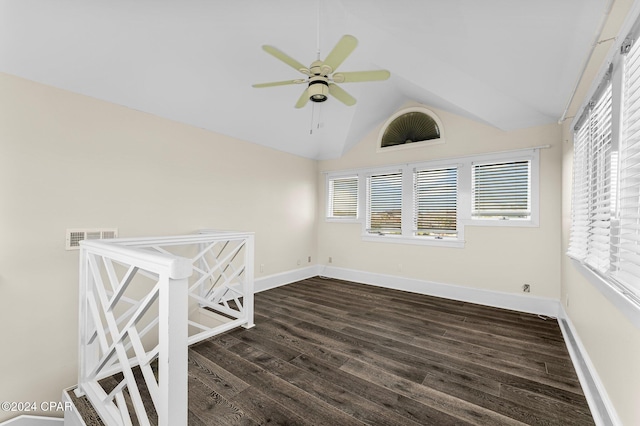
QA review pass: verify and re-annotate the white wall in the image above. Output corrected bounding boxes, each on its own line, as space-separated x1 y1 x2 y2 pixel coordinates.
0 72 318 422
559 0 640 424
318 102 563 300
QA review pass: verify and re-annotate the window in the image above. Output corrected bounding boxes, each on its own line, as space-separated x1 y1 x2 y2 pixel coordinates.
472 160 531 220
366 172 403 235
327 176 358 219
611 37 640 296
568 26 640 306
377 106 445 152
414 167 458 237
569 84 614 274
324 147 539 247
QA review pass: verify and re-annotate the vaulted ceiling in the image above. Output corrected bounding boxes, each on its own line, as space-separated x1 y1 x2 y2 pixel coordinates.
0 0 610 159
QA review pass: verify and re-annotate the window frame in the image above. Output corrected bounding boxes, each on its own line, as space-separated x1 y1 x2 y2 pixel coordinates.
376 106 446 153
326 174 359 222
360 160 464 248
413 165 459 238
464 150 540 227
366 170 404 236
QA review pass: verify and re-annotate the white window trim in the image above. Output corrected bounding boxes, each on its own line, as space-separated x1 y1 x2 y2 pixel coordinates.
323 146 542 249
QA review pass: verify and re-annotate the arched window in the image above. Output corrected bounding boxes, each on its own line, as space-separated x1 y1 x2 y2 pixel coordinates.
378 106 444 151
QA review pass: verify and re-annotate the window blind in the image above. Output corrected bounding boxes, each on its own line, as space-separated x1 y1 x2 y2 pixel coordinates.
568 83 613 273
611 39 640 296
568 124 591 260
472 160 530 219
586 84 613 273
328 176 358 218
367 172 402 234
413 167 457 237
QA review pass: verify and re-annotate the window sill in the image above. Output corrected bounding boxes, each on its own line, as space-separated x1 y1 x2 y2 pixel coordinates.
362 234 465 248
325 217 360 223
569 257 640 330
463 218 539 228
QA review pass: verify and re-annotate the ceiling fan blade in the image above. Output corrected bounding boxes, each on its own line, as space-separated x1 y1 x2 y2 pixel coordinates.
332 70 390 83
262 45 310 75
329 83 356 106
252 79 306 88
323 35 358 72
295 89 310 108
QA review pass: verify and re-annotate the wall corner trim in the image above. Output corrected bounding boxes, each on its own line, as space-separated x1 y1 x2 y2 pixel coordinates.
558 308 621 426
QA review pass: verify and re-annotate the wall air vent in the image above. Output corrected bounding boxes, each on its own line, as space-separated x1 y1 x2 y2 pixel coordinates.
65 228 118 250
378 106 445 152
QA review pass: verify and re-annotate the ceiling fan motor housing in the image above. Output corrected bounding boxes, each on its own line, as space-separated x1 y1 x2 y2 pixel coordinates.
308 76 329 102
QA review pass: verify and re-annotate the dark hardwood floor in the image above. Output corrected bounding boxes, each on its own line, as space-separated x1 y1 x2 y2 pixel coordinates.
72 276 595 425
189 277 593 425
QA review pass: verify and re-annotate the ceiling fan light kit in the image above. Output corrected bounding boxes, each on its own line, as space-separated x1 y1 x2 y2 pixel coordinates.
309 80 329 102
253 35 390 108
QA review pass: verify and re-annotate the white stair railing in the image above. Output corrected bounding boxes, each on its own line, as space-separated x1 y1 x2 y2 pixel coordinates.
76 232 254 426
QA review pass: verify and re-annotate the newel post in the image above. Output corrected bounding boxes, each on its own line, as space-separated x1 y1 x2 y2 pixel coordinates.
243 234 255 329
156 259 191 426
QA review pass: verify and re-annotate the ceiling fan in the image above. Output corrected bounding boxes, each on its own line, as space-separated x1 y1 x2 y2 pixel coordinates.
252 35 390 108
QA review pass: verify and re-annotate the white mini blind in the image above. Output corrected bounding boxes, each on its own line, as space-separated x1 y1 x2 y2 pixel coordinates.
586 84 613 273
328 176 358 218
472 160 530 219
413 167 457 237
568 124 591 260
568 83 613 273
612 39 640 296
367 172 402 234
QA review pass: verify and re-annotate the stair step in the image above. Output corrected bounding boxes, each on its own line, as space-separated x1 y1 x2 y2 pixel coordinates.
63 388 104 426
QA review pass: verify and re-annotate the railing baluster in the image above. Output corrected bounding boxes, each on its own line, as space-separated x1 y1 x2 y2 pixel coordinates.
77 232 254 426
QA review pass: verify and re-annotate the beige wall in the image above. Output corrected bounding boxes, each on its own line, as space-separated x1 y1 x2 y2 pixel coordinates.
559 0 640 424
0 72 318 421
318 102 563 299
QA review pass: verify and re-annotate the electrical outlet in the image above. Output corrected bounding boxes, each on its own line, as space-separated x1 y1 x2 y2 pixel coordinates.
297 259 301 266
523 284 531 293
260 264 264 273
308 256 311 263
566 295 570 307
328 256 332 263
398 264 403 272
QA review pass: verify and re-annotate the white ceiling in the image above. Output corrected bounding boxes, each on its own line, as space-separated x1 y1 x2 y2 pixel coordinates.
0 0 609 159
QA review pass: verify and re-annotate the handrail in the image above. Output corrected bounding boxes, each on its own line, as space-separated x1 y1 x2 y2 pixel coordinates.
80 240 193 279
76 232 254 426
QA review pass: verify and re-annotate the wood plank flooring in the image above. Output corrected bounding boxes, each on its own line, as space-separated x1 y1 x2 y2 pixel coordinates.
72 276 595 425
190 277 593 425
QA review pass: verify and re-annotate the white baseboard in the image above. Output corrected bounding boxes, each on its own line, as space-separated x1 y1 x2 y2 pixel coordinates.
318 265 561 317
254 265 321 293
0 415 63 426
558 309 620 426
